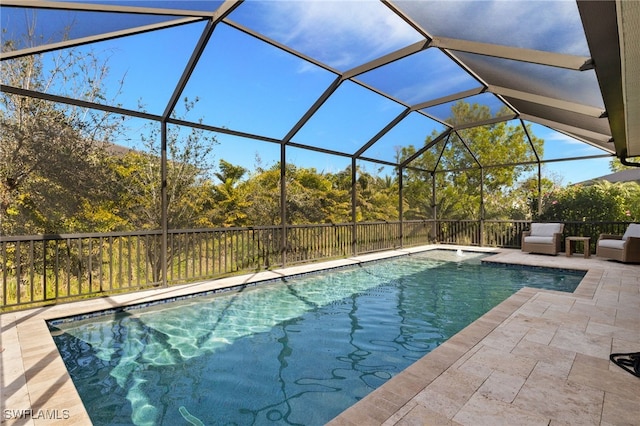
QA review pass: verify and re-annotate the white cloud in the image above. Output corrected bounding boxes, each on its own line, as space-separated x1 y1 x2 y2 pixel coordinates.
259 1 423 69
544 131 585 145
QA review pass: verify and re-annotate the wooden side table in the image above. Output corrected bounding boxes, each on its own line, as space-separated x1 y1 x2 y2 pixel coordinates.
565 236 591 258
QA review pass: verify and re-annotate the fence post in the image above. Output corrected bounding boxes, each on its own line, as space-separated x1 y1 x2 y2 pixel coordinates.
431 172 437 243
399 166 404 249
351 158 357 256
280 145 287 267
161 121 168 287
479 168 485 247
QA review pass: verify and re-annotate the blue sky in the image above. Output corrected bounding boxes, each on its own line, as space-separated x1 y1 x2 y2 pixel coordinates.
17 0 615 185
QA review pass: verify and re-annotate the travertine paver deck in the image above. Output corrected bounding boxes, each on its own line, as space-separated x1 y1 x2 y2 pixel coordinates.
2 246 639 425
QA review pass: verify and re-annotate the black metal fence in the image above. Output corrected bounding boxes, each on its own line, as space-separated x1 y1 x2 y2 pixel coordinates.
0 220 632 310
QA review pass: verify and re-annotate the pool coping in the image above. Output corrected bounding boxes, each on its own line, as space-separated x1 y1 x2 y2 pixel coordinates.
2 245 638 425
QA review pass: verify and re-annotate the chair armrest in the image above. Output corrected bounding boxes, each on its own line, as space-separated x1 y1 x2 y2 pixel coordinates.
626 236 640 249
623 237 640 263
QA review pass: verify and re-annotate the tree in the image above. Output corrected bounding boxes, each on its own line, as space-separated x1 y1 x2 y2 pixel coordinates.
355 168 399 221
240 163 351 225
401 101 543 220
210 160 251 227
539 181 640 222
242 165 281 225
112 101 218 230
1 27 123 235
509 175 560 220
609 158 633 173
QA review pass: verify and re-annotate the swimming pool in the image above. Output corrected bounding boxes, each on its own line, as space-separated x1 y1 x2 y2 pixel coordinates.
49 250 584 425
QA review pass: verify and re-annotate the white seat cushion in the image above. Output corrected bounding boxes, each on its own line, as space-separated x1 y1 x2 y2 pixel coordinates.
530 223 562 237
598 239 626 250
622 223 640 240
524 236 554 244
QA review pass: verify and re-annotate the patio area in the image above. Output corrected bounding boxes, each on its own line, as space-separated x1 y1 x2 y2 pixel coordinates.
1 245 638 425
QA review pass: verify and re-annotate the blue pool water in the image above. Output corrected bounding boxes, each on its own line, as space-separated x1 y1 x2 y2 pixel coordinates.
49 250 584 425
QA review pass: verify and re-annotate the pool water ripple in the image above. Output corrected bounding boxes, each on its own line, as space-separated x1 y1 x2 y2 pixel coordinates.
50 250 584 425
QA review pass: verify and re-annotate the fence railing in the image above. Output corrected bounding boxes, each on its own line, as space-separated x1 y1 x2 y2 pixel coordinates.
0 220 632 310
436 220 530 248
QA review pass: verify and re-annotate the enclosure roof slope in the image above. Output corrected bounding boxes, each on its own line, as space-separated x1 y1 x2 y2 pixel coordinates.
574 167 640 186
1 0 638 167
